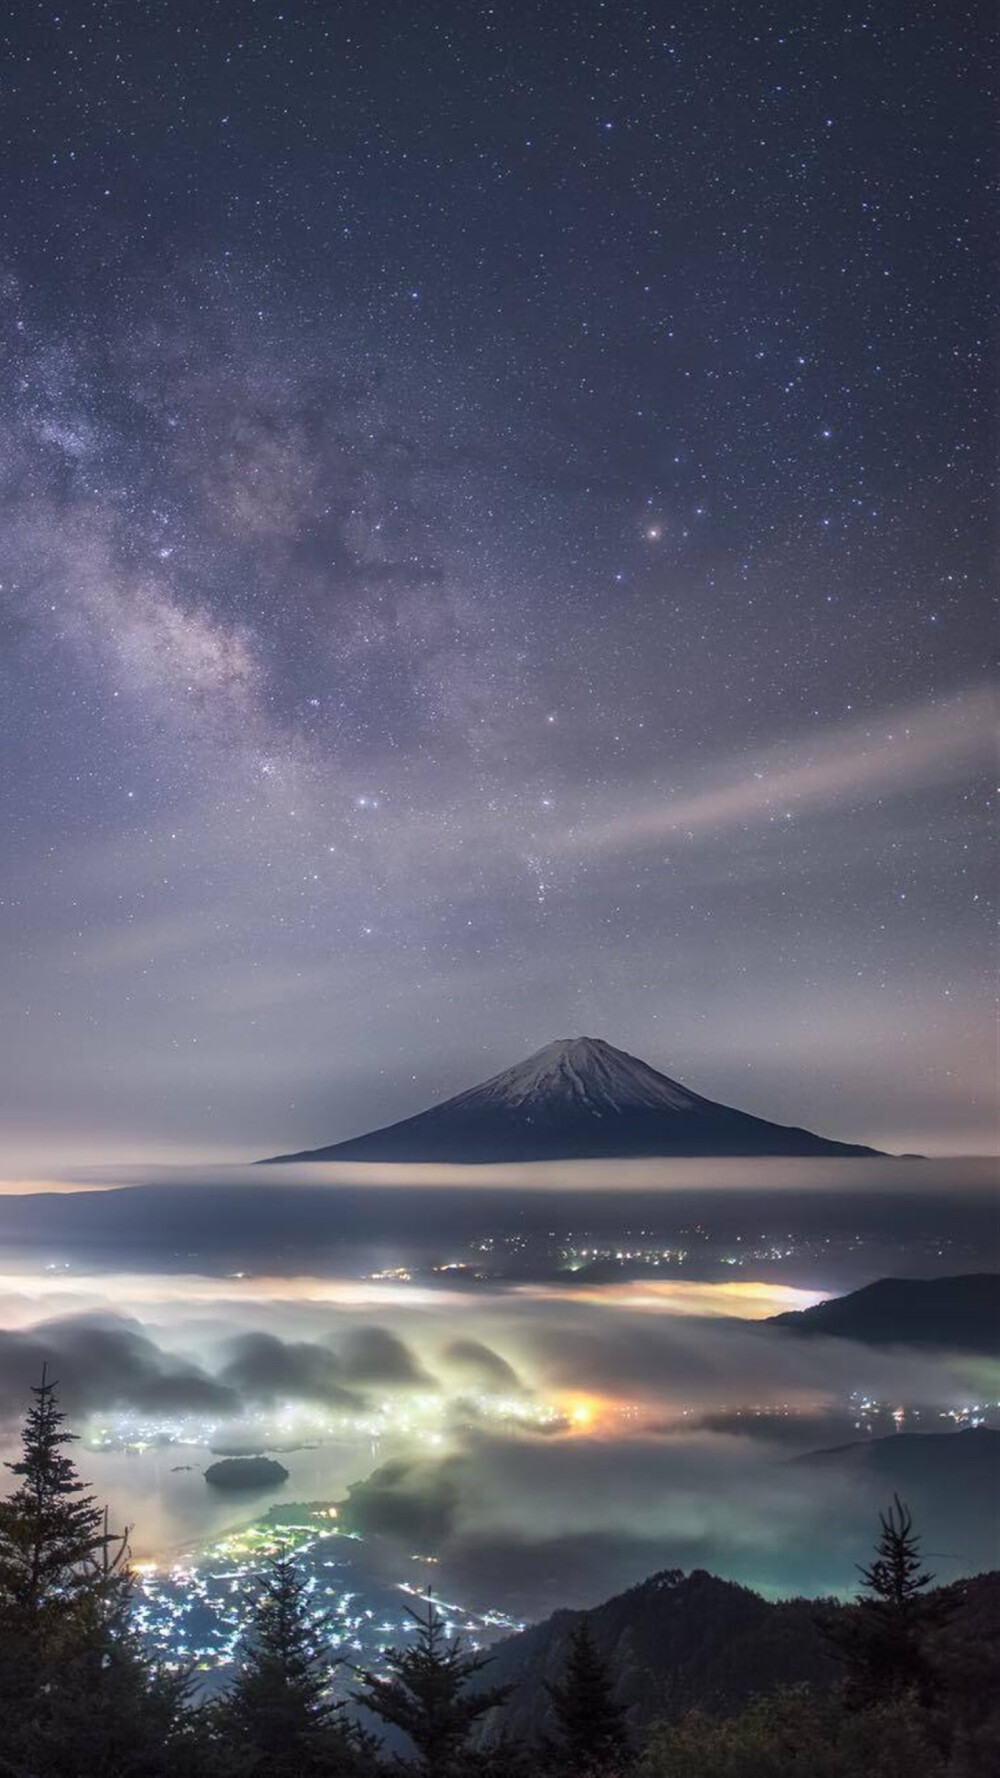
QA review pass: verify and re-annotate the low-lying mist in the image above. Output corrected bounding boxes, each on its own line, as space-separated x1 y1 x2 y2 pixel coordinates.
0 1263 994 1613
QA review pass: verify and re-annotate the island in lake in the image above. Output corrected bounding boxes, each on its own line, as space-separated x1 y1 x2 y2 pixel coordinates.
204 1456 290 1491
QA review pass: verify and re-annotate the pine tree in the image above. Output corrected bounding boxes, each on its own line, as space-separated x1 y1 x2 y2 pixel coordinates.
353 1592 511 1776
217 1545 363 1776
0 1370 188 1776
822 1494 956 1710
0 1365 122 1617
545 1619 630 1773
0 1366 125 1752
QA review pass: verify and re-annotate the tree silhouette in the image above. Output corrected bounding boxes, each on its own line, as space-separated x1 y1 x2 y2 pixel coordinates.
354 1592 511 1775
217 1544 364 1775
0 1366 124 1616
546 1619 630 1772
822 1495 957 1709
0 1370 189 1776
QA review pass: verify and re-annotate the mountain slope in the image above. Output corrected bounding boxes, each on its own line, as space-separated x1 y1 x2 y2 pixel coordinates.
474 1565 1000 1746
262 1036 879 1163
784 1429 1000 1594
769 1273 999 1351
791 1426 1000 1503
477 1569 837 1745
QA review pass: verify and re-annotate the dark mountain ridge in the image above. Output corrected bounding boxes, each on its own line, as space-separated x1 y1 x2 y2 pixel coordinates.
770 1272 999 1352
475 1563 1000 1747
262 1036 880 1163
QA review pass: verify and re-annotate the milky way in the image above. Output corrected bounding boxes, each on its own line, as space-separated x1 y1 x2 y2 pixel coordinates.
0 2 994 1167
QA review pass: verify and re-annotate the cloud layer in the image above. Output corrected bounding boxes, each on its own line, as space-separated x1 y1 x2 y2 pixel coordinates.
0 1269 992 1606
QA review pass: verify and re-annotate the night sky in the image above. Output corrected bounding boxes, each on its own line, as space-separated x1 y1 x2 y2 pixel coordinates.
0 0 994 1169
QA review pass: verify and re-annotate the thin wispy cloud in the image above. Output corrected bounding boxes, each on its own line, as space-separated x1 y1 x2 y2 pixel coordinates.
553 686 996 857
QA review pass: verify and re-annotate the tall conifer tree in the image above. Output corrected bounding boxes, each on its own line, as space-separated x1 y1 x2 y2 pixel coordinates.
217 1545 364 1776
0 1366 119 1615
0 1371 189 1776
546 1619 630 1773
823 1495 956 1709
354 1593 510 1776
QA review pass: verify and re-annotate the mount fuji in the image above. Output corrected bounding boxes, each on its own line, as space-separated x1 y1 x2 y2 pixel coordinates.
261 1036 879 1164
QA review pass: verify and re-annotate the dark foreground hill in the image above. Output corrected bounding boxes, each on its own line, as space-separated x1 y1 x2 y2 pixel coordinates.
770 1272 1000 1352
262 1036 879 1163
476 1565 1000 1748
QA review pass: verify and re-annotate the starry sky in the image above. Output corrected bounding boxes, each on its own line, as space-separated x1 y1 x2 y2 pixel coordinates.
0 0 995 1171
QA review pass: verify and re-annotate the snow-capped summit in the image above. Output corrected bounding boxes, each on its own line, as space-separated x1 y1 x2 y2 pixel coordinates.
453 1037 703 1116
261 1036 879 1164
